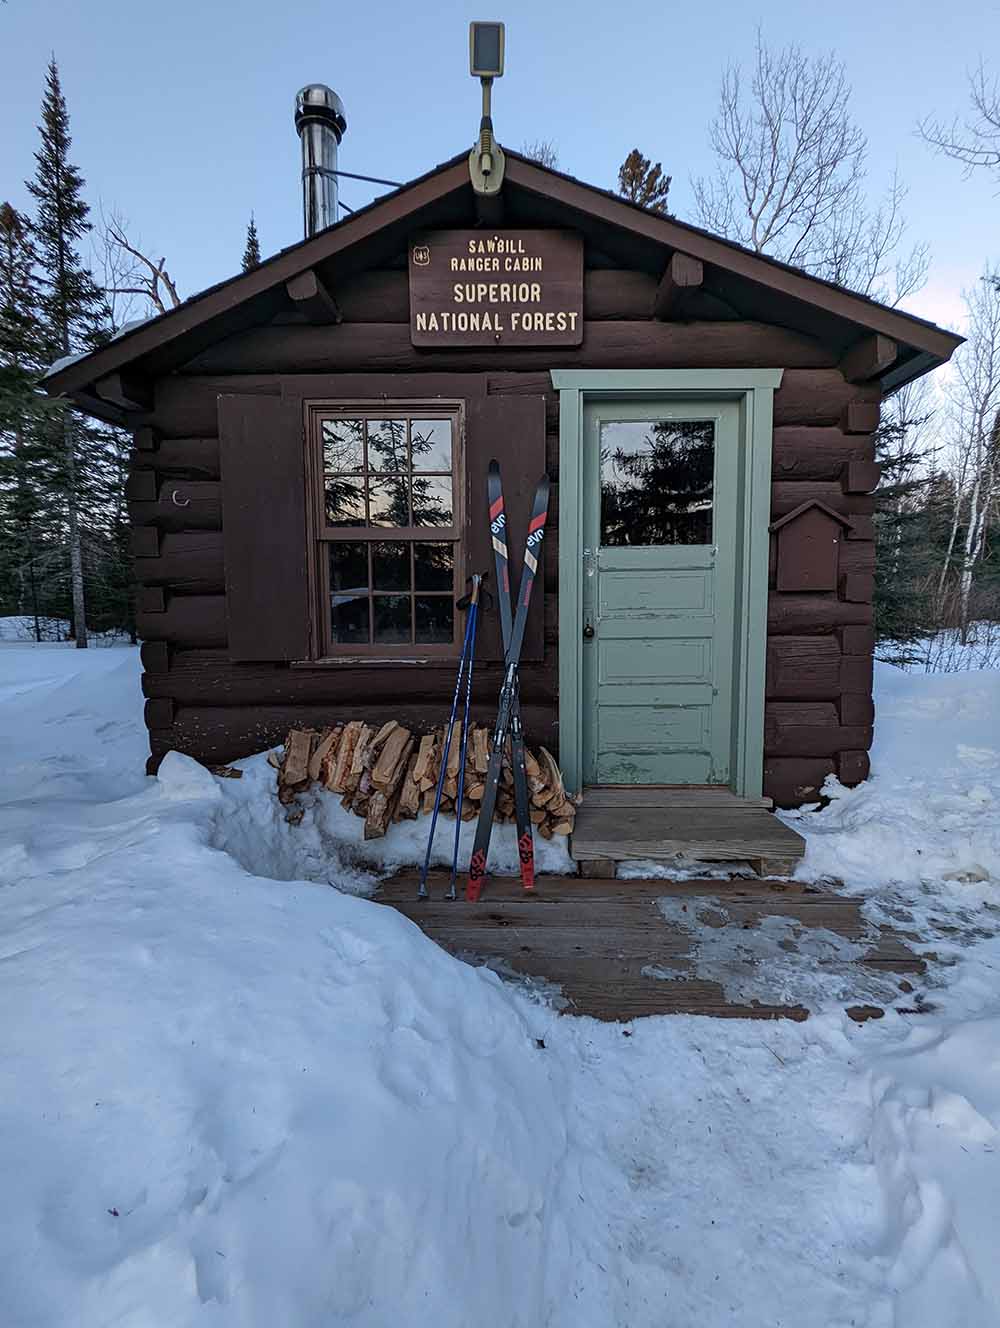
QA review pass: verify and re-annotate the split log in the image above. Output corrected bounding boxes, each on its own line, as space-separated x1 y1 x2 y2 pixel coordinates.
327 720 364 791
371 726 412 792
396 754 421 819
369 720 399 754
445 721 463 780
309 726 341 782
472 726 490 774
412 733 436 783
537 747 564 803
365 734 414 839
345 724 374 793
279 729 315 787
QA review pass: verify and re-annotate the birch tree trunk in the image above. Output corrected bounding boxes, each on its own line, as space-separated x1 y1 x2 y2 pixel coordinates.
943 272 1000 635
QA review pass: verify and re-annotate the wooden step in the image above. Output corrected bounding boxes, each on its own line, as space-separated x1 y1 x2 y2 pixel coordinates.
582 786 774 810
570 786 806 868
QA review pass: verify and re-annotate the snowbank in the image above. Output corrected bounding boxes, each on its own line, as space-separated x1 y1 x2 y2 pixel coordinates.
785 662 1000 890
209 750 573 893
1 643 999 1326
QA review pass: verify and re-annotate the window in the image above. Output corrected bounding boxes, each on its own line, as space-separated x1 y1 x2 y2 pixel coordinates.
600 418 715 547
308 406 462 656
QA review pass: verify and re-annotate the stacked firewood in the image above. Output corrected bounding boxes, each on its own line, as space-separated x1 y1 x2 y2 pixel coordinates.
271 721 579 841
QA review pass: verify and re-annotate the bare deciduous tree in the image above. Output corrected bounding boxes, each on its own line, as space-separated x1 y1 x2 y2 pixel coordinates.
520 139 559 170
694 34 928 304
938 270 1000 636
100 209 180 320
920 62 1000 185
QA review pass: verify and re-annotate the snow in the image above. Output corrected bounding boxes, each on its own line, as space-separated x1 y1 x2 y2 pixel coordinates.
42 349 88 377
210 750 573 894
1 641 999 1326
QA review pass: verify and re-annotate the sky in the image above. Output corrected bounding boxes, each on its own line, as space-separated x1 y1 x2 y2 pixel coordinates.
1 0 998 339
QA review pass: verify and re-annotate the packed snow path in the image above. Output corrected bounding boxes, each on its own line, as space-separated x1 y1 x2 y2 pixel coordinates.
1 638 999 1326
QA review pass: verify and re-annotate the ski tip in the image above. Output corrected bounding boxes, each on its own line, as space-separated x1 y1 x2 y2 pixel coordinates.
488 459 501 474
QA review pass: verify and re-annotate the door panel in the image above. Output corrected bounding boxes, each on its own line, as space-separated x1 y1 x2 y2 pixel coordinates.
582 400 740 786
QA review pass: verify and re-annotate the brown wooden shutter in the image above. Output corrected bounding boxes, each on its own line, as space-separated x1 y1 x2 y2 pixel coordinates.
464 395 547 663
218 394 311 662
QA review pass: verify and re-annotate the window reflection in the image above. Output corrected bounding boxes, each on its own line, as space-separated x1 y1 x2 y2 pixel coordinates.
366 419 409 473
412 475 452 526
322 419 364 473
600 419 715 547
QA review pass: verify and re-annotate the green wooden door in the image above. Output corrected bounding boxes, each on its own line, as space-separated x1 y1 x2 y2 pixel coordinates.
581 399 741 786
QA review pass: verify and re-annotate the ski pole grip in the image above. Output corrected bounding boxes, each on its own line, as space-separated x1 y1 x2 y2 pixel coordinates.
457 571 490 611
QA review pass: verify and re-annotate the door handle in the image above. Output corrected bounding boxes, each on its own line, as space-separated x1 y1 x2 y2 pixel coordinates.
583 618 595 640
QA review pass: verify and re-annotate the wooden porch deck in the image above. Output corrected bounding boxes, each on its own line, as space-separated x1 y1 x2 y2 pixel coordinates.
570 787 807 876
376 874 924 1022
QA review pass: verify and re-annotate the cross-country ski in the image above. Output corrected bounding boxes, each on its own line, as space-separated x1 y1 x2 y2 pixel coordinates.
466 463 550 902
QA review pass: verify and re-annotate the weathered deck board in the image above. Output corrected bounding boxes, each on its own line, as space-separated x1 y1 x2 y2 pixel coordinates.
376 874 924 1021
570 787 806 865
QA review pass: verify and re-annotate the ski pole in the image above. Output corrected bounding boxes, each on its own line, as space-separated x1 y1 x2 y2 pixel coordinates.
417 575 482 901
449 576 481 900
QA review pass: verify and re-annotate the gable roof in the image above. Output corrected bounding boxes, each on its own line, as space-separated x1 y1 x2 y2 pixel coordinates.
44 149 962 420
769 500 856 533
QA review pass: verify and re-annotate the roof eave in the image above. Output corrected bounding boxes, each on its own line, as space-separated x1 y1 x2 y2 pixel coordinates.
43 148 964 404
42 152 473 400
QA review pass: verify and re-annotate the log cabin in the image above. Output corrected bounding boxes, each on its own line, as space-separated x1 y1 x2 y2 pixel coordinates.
43 82 962 856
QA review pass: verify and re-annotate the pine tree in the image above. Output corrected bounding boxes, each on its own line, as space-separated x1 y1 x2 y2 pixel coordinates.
27 57 111 647
872 386 946 660
0 203 53 639
242 213 261 271
617 149 671 214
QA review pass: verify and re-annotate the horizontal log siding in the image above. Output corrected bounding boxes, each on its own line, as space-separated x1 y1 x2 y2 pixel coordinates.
765 391 878 804
134 369 564 771
181 321 837 376
133 302 878 797
148 702 558 773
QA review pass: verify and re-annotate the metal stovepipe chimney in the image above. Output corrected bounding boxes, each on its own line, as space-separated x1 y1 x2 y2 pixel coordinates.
294 85 347 238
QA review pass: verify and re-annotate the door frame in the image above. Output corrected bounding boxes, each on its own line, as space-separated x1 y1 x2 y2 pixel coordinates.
551 369 783 798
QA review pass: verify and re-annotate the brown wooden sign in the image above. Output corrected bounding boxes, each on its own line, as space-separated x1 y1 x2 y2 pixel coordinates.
409 229 583 347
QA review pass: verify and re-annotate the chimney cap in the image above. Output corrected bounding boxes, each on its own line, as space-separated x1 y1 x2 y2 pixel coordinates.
295 84 347 142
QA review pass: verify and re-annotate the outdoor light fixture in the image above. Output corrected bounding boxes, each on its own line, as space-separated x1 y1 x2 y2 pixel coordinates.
469 20 506 195
469 21 504 77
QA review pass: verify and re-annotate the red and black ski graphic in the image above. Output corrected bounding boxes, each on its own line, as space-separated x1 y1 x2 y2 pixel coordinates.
466 466 549 903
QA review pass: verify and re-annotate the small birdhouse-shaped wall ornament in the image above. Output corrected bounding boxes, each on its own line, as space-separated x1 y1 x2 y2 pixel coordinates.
770 500 855 593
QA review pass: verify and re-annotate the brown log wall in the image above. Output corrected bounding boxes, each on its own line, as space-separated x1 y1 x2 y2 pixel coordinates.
131 298 879 800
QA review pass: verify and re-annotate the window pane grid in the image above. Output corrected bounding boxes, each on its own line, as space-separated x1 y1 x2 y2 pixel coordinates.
320 413 457 653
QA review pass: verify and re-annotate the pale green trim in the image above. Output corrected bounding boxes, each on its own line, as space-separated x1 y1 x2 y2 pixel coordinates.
731 387 774 798
557 387 584 793
551 369 784 392
552 368 780 798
